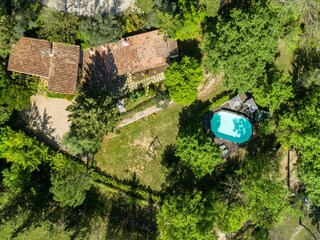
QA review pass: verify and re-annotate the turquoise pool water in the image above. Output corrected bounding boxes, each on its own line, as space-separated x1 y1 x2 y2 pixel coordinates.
210 110 252 144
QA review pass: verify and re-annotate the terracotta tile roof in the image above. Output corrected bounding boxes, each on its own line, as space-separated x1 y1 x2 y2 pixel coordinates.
8 37 52 78
48 43 80 94
83 30 179 77
8 37 80 95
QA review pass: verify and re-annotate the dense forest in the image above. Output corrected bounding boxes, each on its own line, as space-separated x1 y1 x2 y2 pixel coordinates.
0 0 320 239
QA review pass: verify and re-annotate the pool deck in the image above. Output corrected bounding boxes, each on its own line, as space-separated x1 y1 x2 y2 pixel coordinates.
201 99 253 157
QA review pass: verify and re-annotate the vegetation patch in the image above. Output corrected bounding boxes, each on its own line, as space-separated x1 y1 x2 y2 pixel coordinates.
46 91 74 101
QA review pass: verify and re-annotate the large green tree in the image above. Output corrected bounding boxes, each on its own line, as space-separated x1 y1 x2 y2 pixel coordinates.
0 127 49 172
67 93 119 140
204 2 284 92
50 161 92 207
63 93 119 157
77 13 124 47
165 56 203 105
175 126 223 178
239 152 289 228
37 8 79 44
214 201 248 233
278 89 320 204
253 71 294 113
157 191 217 240
0 71 39 124
157 0 206 40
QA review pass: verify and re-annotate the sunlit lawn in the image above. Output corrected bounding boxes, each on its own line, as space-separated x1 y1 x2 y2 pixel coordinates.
270 212 320 240
274 38 294 73
95 104 183 191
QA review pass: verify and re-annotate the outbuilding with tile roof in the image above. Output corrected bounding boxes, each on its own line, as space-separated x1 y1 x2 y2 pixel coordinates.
8 37 80 95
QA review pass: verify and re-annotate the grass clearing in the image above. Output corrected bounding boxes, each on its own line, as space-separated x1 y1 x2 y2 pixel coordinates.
95 104 183 190
270 212 320 240
274 38 294 74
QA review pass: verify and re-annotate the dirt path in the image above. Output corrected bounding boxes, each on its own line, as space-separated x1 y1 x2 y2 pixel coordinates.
279 149 299 189
198 72 224 100
118 101 172 128
290 225 303 240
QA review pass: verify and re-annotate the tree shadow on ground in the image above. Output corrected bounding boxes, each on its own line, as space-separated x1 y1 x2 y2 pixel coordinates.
160 144 197 194
291 46 320 93
178 99 211 129
92 164 162 201
23 102 60 150
0 170 53 238
82 48 127 98
177 40 202 62
61 187 113 239
106 195 158 240
160 100 215 194
0 175 114 240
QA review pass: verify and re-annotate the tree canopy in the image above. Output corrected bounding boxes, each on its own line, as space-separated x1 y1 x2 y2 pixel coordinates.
78 13 124 47
50 161 92 207
0 127 49 172
165 56 203 105
63 92 119 158
204 2 283 92
175 126 223 178
37 8 79 44
157 191 216 240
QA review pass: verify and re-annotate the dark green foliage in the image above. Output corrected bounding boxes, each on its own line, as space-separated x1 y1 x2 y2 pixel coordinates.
238 147 289 228
204 2 283 92
278 89 320 204
62 132 102 157
0 2 40 60
0 14 23 59
214 201 248 233
0 127 49 172
78 14 124 48
176 126 223 178
165 56 203 105
50 161 92 207
67 93 119 140
37 8 79 44
253 71 294 113
0 70 39 124
157 191 217 239
2 165 31 191
201 0 220 17
63 92 119 156
157 1 205 40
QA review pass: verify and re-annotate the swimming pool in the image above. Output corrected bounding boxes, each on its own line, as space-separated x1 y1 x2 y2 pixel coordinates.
210 110 252 144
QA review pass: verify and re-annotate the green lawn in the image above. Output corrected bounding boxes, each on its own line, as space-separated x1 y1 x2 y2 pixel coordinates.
270 212 320 240
274 37 294 74
95 104 183 190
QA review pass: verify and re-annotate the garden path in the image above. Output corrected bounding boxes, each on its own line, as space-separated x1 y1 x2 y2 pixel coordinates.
118 101 172 128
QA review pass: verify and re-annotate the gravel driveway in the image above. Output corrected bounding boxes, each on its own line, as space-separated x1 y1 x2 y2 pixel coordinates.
40 0 135 16
25 94 72 149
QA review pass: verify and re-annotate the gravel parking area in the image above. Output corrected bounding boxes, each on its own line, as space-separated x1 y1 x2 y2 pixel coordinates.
25 94 72 148
40 0 135 16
